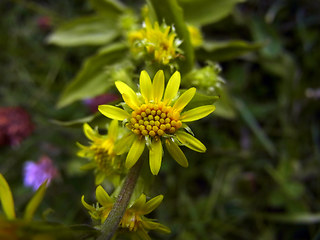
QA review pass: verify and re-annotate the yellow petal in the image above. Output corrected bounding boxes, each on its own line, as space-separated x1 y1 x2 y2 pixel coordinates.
24 180 47 221
139 70 153 103
114 132 136 155
165 139 188 167
143 195 163 214
149 140 163 175
176 131 206 152
126 137 145 169
131 194 146 210
141 221 171 234
96 185 113 206
115 81 140 109
107 119 118 141
98 105 130 121
152 70 164 103
83 123 95 141
81 195 95 211
163 71 181 105
173 88 196 112
0 174 16 219
181 105 215 122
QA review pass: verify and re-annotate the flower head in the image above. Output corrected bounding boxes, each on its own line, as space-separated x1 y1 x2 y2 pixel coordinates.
82 186 170 239
98 70 215 175
23 155 58 191
78 120 126 185
128 18 181 65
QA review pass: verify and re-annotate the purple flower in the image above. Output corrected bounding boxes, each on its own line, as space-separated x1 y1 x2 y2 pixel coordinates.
23 155 58 191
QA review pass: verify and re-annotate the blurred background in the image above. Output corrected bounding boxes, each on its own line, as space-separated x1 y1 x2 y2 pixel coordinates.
1 0 320 239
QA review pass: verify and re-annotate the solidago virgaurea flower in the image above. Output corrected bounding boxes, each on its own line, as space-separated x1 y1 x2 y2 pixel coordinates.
82 185 170 239
98 70 215 175
128 18 181 65
77 120 126 185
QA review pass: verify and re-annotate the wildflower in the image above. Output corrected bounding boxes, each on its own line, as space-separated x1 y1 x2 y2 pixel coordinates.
82 185 170 239
77 120 126 185
23 155 58 191
128 18 181 65
0 107 34 146
187 25 203 48
98 70 215 175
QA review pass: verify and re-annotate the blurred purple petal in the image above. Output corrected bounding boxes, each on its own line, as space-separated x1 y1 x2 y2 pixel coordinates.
83 94 119 113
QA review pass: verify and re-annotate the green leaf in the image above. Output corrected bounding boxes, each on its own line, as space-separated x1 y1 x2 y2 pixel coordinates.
178 0 245 26
213 86 237 119
259 213 320 224
57 43 128 108
47 15 120 47
197 40 262 62
183 91 219 111
89 0 125 16
235 99 276 156
0 174 15 219
147 0 194 74
24 181 47 221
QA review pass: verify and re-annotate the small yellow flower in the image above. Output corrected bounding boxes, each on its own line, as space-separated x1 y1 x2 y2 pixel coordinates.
187 25 203 48
82 186 170 239
98 70 215 175
77 120 126 185
128 18 181 65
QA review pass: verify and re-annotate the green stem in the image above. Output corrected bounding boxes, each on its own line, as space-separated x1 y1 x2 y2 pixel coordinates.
97 158 144 240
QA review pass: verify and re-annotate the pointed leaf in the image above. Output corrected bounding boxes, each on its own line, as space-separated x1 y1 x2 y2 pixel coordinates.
24 180 47 221
0 174 15 219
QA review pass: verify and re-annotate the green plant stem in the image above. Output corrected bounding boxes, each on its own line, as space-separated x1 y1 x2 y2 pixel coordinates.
97 158 144 240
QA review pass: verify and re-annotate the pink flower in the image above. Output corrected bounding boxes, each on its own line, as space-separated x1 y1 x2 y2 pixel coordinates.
23 155 58 191
83 94 118 113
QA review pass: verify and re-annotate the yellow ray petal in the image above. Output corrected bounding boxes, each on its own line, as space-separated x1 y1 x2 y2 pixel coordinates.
152 70 164 103
96 185 113 206
115 81 141 109
126 137 145 169
181 105 215 122
163 71 181 105
83 123 95 141
0 174 16 219
98 105 130 121
173 88 196 112
131 194 146 210
24 180 47 221
165 139 188 167
139 70 153 103
149 140 163 175
81 195 95 211
114 132 136 155
107 120 118 141
143 195 163 214
176 131 206 152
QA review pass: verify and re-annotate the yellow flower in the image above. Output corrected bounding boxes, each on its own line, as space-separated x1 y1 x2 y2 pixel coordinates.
82 186 170 239
187 25 203 48
98 70 215 175
77 120 126 185
128 18 181 65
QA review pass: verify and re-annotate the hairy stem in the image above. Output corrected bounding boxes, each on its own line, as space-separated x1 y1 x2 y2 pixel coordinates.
97 158 143 240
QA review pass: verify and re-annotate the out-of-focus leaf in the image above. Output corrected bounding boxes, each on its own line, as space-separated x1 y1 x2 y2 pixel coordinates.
51 114 97 127
259 213 320 224
178 0 245 26
183 91 219 111
148 0 194 74
90 0 125 16
0 174 15 220
235 99 276 156
24 181 47 221
47 15 120 47
57 43 128 108
214 87 236 119
197 40 262 62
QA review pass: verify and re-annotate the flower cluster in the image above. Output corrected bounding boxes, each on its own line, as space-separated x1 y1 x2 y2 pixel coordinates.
128 18 181 65
78 120 126 185
82 186 170 239
99 70 215 175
